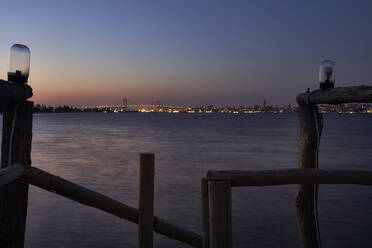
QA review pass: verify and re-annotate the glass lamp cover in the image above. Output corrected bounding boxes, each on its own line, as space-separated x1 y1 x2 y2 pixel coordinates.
8 44 30 84
319 60 335 89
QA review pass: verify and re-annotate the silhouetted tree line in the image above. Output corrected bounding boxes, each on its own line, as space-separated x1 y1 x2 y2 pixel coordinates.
0 103 104 114
33 104 75 113
33 104 100 113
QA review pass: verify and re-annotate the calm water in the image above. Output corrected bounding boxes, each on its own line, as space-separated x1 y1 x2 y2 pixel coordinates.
1 113 372 247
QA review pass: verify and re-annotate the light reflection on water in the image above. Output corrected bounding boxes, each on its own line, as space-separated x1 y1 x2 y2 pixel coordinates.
1 113 371 247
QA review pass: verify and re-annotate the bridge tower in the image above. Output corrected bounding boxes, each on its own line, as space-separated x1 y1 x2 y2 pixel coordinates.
123 98 128 111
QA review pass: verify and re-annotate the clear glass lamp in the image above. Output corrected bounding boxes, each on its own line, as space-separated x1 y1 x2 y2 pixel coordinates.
319 60 335 89
8 44 31 84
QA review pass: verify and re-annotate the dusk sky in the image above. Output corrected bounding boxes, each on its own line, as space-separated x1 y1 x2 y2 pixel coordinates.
0 0 371 106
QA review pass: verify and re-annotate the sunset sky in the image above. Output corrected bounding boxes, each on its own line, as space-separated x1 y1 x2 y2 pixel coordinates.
0 0 371 106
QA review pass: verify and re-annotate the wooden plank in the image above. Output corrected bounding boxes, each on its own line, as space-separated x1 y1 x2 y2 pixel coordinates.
24 166 203 247
153 217 202 247
208 181 232 248
296 105 322 248
201 178 210 248
138 153 155 248
0 164 25 188
296 86 372 106
0 101 33 248
206 168 372 186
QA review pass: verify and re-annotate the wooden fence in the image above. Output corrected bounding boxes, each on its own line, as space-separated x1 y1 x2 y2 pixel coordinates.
0 87 202 248
0 159 202 247
0 83 372 248
202 169 372 248
201 85 372 248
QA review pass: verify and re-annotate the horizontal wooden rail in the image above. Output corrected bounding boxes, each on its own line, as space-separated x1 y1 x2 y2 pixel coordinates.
207 168 372 187
296 86 372 106
23 166 202 247
0 163 25 187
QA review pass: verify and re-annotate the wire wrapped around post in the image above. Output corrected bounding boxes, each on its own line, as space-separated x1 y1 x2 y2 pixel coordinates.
0 80 33 102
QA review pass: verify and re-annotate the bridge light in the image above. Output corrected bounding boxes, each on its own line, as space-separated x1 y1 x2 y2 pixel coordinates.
8 44 31 84
319 60 335 89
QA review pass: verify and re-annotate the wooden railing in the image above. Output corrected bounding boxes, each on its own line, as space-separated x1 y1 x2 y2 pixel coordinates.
0 163 24 187
295 85 372 248
207 168 372 186
296 86 372 105
1 82 372 248
0 161 203 247
201 169 372 248
0 79 202 248
201 85 372 248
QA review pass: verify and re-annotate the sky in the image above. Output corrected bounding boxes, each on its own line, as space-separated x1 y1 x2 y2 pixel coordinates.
0 0 371 106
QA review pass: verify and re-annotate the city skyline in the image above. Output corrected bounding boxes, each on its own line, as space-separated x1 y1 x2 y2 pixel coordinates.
0 1 371 106
34 97 289 108
31 101 372 115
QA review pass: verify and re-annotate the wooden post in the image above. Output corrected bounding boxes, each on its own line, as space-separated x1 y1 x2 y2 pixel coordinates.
201 178 210 248
0 101 33 248
208 181 232 248
138 153 155 248
296 105 323 248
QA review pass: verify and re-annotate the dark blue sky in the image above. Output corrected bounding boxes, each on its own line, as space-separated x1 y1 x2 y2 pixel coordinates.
0 0 371 106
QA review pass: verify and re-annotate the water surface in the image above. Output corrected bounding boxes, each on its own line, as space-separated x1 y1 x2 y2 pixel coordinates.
2 113 371 247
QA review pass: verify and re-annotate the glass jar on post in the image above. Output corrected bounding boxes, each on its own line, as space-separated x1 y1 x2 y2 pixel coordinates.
319 60 335 89
8 44 31 84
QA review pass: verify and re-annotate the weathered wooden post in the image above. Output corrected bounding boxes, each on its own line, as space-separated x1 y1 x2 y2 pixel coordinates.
0 100 33 248
138 153 155 248
296 103 323 248
201 178 210 248
208 180 232 248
